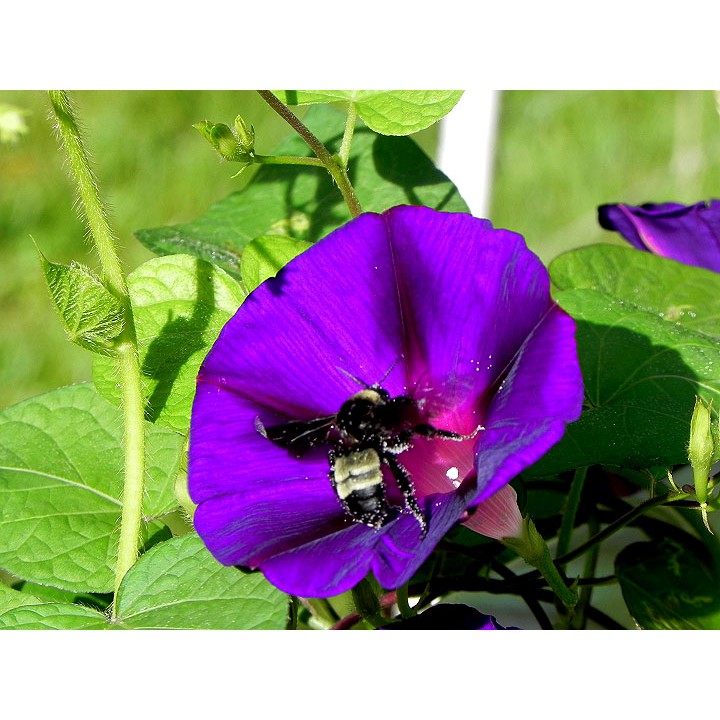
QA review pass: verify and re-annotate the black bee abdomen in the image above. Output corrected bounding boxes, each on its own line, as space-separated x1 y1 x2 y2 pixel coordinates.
331 448 389 529
345 485 388 528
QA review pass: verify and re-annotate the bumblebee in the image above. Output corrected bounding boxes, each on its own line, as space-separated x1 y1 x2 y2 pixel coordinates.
256 384 481 534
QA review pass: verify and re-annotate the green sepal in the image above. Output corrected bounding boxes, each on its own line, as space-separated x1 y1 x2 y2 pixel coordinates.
36 245 124 356
233 114 255 153
688 396 718 506
502 516 577 608
193 120 253 163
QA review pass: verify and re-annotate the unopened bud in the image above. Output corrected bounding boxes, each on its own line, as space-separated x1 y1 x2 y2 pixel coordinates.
233 115 255 153
688 396 718 506
193 120 252 163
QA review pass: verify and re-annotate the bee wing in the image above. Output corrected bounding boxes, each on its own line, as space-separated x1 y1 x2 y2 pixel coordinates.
255 414 335 456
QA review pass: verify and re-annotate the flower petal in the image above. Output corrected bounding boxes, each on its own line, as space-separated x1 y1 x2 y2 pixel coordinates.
195 212 410 422
472 304 583 503
463 483 523 540
384 205 556 429
220 481 474 598
598 201 720 272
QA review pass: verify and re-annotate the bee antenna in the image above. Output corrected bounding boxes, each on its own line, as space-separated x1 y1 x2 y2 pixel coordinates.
377 355 403 385
337 367 371 389
337 355 404 390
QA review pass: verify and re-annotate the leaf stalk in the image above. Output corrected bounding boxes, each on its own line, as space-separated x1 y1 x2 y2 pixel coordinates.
257 91 362 217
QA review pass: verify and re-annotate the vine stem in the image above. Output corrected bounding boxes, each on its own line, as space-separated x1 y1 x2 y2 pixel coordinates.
556 466 588 563
48 91 146 611
506 491 695 590
556 491 691 567
253 154 325 168
338 103 358 168
257 91 363 217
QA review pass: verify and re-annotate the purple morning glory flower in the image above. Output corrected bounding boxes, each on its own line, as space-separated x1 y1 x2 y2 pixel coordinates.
598 200 720 272
382 604 518 630
189 205 583 598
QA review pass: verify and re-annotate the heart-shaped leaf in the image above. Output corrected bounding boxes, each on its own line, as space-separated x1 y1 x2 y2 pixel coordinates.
38 253 125 355
273 90 464 135
135 105 469 276
93 254 246 434
114 533 288 629
0 383 184 592
551 244 720 337
532 288 720 475
616 535 720 629
0 602 109 629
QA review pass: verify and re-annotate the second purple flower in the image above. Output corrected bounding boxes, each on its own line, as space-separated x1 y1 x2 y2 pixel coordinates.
598 200 720 272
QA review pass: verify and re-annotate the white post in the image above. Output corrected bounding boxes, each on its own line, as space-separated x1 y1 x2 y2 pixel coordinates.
436 90 500 218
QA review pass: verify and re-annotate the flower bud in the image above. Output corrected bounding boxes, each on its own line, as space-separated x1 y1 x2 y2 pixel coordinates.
233 115 255 153
688 396 718 506
193 120 252 163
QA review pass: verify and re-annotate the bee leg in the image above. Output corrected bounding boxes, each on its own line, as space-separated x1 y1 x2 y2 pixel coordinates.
413 422 483 441
383 453 427 537
328 448 338 490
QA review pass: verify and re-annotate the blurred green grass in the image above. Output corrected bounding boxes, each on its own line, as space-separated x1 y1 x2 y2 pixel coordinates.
0 91 291 409
1 90 719 410
491 91 720 262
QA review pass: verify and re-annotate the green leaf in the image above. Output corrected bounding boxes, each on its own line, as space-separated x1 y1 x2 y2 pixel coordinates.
274 90 464 135
0 602 109 629
114 533 288 629
0 383 184 592
93 254 246 434
241 234 313 292
531 288 720 475
135 105 469 275
0 583 43 614
616 536 720 629
10 580 111 611
38 252 124 356
551 244 720 337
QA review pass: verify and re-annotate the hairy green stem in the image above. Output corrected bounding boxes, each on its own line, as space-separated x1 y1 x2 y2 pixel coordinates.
257 91 362 217
556 466 588 563
48 91 127 297
253 154 325 167
338 103 358 168
113 342 146 603
49 91 146 609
